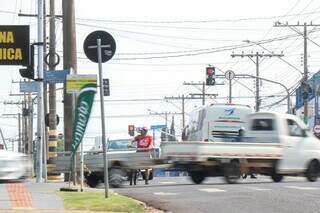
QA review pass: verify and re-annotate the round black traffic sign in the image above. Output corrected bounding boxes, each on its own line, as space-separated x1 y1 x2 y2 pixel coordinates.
83 30 116 63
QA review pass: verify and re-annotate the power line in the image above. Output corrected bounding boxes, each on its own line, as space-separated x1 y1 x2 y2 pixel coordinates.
74 10 320 24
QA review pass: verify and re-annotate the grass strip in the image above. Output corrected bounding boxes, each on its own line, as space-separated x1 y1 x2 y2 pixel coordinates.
58 191 145 212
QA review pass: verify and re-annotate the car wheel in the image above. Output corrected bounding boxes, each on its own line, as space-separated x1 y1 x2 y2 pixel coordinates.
109 167 126 188
85 173 100 188
224 160 241 184
306 160 319 182
189 171 206 184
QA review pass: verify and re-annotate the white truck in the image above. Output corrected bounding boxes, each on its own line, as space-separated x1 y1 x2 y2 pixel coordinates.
55 139 169 188
182 103 252 142
161 112 320 184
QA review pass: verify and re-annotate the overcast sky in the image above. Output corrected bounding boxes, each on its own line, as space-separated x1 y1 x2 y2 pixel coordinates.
1 0 320 149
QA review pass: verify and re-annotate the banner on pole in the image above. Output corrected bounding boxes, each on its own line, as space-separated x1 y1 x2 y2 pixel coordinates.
66 74 97 94
71 83 97 157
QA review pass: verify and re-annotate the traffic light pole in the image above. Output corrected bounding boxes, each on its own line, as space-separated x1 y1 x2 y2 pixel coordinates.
36 0 45 183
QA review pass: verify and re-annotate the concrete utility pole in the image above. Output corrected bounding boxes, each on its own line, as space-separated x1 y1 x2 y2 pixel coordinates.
183 82 218 105
18 113 21 152
27 92 33 155
165 95 206 130
47 0 59 179
36 0 45 183
63 0 77 164
274 22 320 124
231 52 284 112
148 110 181 141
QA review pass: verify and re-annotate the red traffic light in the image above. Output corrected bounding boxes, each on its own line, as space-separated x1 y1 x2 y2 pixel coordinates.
128 125 135 131
128 125 135 136
206 67 215 76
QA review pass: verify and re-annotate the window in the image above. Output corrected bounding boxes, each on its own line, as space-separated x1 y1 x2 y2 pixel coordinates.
251 119 274 131
286 119 304 137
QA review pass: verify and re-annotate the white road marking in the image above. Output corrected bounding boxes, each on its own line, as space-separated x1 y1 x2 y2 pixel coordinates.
199 188 226 193
159 181 177 185
285 186 318 190
154 192 179 196
246 186 271 191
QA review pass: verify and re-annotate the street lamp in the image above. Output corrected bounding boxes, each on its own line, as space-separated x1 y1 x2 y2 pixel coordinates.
239 74 291 114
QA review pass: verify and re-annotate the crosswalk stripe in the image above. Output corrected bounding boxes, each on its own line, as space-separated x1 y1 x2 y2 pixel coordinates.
285 186 318 190
199 188 226 193
246 187 271 191
154 192 179 196
159 181 177 184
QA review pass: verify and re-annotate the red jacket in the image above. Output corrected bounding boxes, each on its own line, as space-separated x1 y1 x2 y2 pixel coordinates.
133 135 153 149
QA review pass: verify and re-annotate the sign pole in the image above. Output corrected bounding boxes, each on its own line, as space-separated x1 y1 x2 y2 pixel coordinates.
229 78 232 104
97 38 109 198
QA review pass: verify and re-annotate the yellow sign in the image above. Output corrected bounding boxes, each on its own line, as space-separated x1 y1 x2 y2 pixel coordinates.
0 25 29 66
66 74 97 93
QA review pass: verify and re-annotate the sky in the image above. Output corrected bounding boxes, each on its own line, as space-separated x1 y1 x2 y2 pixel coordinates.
1 0 320 150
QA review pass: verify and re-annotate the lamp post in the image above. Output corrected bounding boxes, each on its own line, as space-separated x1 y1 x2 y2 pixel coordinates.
238 74 291 114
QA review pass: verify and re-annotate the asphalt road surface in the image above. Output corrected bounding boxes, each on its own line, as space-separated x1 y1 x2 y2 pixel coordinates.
114 175 320 213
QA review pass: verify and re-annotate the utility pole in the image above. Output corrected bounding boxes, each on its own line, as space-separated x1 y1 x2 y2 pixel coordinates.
2 102 28 152
231 52 284 112
47 0 59 179
18 113 21 152
165 95 206 130
274 22 320 123
63 0 77 171
36 0 45 183
183 82 218 105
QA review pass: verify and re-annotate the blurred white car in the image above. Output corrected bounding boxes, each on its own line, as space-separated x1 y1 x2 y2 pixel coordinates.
0 150 31 181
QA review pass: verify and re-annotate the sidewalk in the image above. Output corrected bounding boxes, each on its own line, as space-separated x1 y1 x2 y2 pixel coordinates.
0 180 113 213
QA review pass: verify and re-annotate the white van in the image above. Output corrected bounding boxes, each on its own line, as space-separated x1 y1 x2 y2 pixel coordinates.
182 103 253 141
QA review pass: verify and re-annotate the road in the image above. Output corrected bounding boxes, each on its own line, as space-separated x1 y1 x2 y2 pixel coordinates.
114 175 320 213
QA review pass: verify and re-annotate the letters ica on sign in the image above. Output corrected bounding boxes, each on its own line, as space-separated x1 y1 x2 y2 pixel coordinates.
0 25 30 66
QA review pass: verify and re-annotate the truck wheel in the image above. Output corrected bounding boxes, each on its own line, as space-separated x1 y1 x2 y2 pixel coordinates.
271 161 283 182
85 173 100 188
109 167 126 188
306 160 319 182
271 173 283 182
189 171 206 184
224 161 240 184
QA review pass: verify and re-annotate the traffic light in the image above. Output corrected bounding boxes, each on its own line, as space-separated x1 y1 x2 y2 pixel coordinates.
19 65 34 79
19 44 34 79
206 67 215 85
128 125 135 136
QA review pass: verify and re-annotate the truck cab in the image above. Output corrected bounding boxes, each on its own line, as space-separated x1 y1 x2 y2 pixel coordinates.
162 112 320 184
247 112 320 180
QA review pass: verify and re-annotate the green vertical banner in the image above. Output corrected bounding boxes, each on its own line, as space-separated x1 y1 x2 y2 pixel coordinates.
71 83 97 158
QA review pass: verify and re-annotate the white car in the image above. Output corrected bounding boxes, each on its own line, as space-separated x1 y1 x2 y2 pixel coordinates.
0 150 31 181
